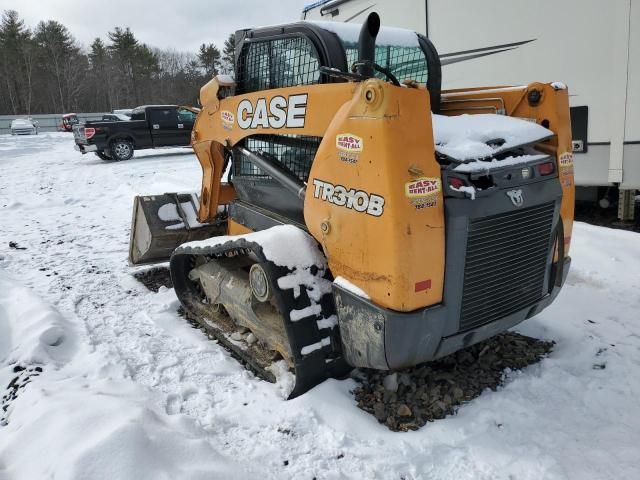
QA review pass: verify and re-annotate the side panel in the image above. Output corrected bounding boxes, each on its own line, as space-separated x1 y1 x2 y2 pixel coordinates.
305 80 446 312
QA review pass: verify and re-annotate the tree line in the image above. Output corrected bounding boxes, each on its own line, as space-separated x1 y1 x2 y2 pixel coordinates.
0 10 235 115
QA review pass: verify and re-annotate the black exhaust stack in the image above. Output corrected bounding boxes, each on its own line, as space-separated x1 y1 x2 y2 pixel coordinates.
357 12 380 79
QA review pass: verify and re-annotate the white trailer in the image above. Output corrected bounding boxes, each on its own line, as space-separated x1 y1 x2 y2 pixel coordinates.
303 0 640 213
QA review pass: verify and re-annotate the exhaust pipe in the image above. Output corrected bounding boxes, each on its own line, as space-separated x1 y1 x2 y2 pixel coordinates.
357 12 381 78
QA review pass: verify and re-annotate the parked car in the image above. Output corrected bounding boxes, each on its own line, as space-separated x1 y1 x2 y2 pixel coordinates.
61 113 79 132
10 118 38 135
112 109 133 116
101 113 130 121
73 105 198 161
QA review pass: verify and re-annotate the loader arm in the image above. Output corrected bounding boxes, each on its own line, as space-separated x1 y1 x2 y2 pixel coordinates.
192 79 358 222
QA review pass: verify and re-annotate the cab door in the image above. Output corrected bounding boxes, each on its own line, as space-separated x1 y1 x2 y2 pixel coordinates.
176 108 197 145
148 107 180 146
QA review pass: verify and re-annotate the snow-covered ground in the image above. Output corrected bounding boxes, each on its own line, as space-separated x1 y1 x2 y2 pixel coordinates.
1 133 639 479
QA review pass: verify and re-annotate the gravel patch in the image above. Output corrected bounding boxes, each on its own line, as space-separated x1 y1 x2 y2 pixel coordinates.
134 267 173 292
353 332 554 431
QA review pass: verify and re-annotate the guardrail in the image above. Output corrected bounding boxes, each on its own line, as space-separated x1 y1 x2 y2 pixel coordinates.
0 112 110 135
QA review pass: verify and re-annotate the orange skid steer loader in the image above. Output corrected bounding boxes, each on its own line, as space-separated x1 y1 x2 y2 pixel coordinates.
129 13 574 398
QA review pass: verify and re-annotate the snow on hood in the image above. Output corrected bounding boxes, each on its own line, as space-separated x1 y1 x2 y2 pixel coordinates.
432 114 554 161
454 153 549 174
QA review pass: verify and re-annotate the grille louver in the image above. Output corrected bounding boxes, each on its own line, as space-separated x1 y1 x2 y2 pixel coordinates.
459 202 556 331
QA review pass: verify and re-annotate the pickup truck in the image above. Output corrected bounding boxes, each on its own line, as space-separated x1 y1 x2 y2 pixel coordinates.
73 105 198 161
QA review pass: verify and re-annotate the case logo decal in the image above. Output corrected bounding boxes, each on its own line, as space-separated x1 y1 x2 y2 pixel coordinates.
312 179 385 217
237 94 308 130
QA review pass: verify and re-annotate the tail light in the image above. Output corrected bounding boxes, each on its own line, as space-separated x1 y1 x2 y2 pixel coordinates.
537 162 555 176
84 127 96 139
448 176 466 189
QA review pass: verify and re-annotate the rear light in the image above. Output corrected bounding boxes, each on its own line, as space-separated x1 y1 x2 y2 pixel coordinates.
537 162 555 176
84 127 96 139
448 177 466 189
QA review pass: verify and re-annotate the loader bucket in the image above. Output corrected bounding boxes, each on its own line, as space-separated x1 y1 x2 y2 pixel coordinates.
128 193 227 266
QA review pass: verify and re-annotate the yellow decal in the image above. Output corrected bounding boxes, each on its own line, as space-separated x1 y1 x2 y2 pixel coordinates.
221 110 235 129
558 152 574 186
336 134 363 152
405 177 441 199
405 177 441 209
559 152 574 169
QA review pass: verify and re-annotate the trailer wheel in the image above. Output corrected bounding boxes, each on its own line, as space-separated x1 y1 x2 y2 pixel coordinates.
110 139 134 161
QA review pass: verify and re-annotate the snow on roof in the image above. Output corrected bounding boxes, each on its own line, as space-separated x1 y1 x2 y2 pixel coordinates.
432 113 554 161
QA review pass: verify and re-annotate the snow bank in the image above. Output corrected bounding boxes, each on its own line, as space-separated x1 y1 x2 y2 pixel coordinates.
0 273 241 480
433 114 553 161
1 376 241 480
0 274 76 367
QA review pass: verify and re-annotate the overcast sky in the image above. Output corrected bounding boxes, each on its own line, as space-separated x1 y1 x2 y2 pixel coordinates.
1 0 310 52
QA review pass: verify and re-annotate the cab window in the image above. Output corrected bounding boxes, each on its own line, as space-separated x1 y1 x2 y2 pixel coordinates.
130 109 146 121
238 36 321 93
177 109 197 122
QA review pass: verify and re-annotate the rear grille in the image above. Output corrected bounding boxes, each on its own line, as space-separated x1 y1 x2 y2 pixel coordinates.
459 202 556 331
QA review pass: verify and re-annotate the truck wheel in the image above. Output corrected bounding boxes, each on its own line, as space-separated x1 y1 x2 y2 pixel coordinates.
110 139 134 161
95 150 111 161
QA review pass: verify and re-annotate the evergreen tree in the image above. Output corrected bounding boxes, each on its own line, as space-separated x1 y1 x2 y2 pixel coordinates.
222 33 236 75
0 10 33 114
34 20 79 112
0 11 235 114
197 43 221 78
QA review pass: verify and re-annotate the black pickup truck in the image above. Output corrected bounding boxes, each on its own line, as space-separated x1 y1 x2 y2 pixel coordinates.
73 105 198 160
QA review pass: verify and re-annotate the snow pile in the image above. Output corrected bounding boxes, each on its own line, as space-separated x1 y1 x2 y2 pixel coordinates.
158 194 203 231
432 113 553 160
0 275 76 367
1 375 241 480
551 81 568 90
185 224 326 270
334 276 370 299
0 273 242 480
450 184 477 200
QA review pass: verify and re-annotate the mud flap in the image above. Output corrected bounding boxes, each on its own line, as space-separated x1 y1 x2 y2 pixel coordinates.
128 193 227 265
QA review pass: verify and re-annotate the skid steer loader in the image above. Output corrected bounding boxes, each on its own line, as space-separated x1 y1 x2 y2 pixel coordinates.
129 13 574 398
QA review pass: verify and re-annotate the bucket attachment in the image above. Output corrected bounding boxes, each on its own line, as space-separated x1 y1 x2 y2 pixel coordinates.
128 193 227 266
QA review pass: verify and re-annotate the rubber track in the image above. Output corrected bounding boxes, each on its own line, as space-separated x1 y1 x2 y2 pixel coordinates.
170 237 351 398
